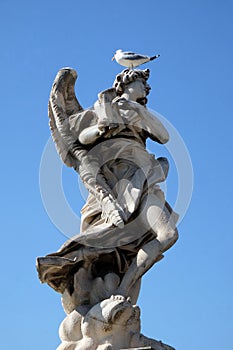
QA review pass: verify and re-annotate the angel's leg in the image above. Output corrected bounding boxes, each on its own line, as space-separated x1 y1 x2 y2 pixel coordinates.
116 238 162 296
116 191 178 296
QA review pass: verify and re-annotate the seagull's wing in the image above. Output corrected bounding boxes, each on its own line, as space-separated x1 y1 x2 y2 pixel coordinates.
48 68 84 168
122 51 137 55
126 54 149 60
122 52 149 60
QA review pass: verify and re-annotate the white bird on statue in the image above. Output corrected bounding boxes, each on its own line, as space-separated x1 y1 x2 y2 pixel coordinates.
112 49 160 69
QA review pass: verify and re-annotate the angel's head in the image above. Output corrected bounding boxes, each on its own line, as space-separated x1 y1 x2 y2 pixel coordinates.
113 69 151 105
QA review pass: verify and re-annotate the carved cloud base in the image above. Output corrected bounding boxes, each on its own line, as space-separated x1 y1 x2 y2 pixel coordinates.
57 295 174 350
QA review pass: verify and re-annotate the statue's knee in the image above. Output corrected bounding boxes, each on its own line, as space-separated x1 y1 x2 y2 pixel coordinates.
159 228 178 252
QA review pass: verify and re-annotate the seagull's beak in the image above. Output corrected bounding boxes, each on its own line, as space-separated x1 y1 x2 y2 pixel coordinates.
112 55 115 61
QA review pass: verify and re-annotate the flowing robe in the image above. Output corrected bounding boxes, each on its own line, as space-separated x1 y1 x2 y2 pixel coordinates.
37 101 178 293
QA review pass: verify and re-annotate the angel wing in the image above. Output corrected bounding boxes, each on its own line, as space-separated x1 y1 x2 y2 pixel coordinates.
48 67 84 168
48 68 125 228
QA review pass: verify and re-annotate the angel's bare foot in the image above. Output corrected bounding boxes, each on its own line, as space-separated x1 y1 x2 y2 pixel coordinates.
110 295 126 301
110 295 132 303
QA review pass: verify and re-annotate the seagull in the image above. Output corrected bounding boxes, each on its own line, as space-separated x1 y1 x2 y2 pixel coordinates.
112 49 160 69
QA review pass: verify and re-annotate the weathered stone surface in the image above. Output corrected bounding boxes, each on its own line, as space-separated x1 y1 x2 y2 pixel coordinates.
37 67 178 350
57 296 174 350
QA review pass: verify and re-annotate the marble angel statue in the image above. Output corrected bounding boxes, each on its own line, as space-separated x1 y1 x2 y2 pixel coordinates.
37 67 178 350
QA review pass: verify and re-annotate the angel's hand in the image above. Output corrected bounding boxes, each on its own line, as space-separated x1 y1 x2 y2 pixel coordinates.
101 195 125 228
117 98 142 113
102 124 126 139
98 118 120 133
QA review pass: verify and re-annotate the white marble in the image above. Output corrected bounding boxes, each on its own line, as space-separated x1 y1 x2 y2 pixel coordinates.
37 67 178 350
58 296 174 350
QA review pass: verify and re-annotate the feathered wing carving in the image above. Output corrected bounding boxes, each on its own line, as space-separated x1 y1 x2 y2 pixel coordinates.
48 68 126 228
48 68 84 168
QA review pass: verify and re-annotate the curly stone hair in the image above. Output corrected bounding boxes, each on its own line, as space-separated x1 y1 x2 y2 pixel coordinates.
113 69 150 96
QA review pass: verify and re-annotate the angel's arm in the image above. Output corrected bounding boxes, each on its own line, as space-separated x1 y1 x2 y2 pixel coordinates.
141 107 169 144
117 99 169 144
78 124 105 145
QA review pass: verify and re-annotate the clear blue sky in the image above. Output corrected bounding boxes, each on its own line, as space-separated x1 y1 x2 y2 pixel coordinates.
1 0 233 349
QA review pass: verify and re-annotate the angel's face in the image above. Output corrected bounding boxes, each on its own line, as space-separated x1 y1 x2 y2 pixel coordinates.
123 78 151 104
